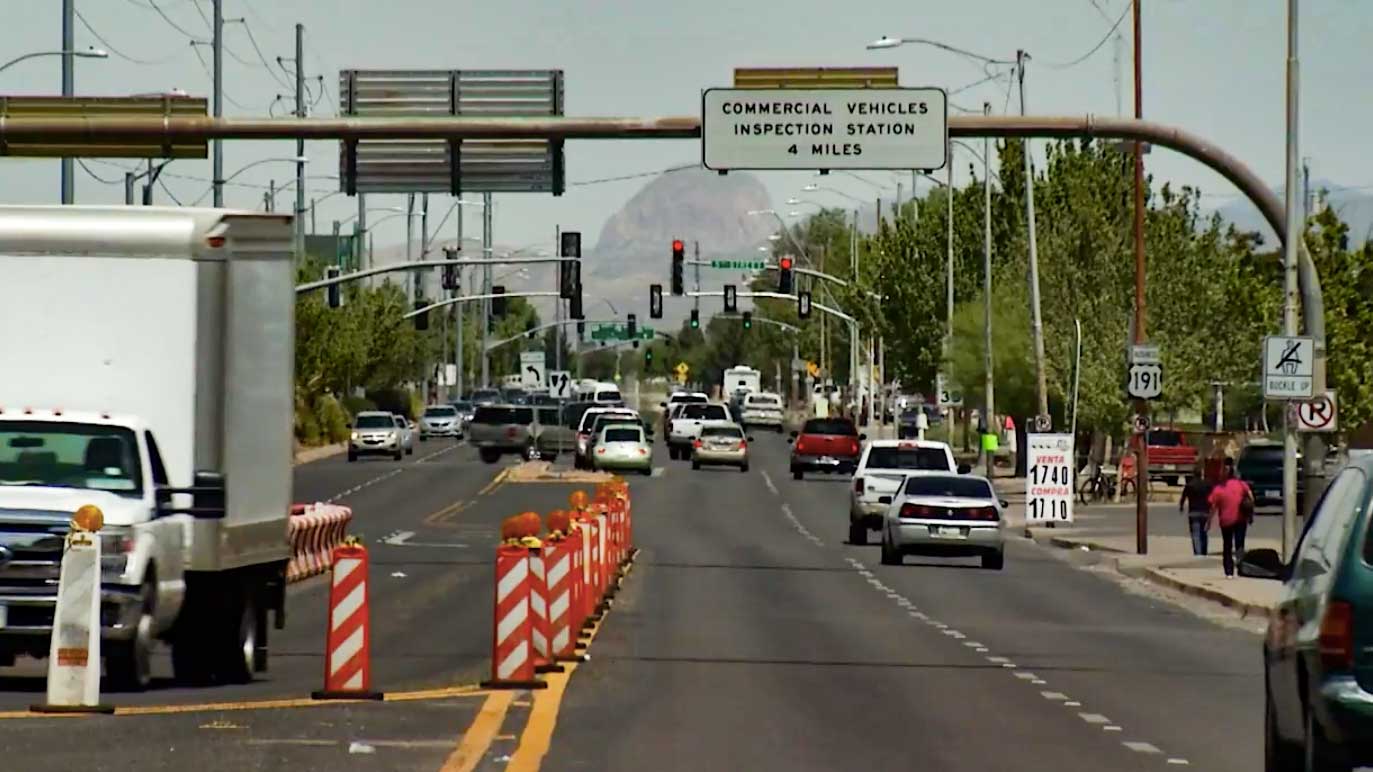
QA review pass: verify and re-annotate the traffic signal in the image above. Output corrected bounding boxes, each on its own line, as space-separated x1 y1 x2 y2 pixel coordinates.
723 284 737 313
798 290 813 319
671 239 685 296
627 313 638 339
441 252 459 292
577 320 585 338
570 290 584 320
559 231 581 299
649 284 663 319
413 299 428 331
645 348 654 367
325 265 343 309
491 285 507 317
778 255 794 294
742 311 752 330
690 308 700 329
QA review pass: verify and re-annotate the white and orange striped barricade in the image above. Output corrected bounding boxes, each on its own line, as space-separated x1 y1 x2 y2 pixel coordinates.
594 507 610 604
569 526 590 649
481 545 547 690
287 503 354 583
575 514 599 632
528 546 564 674
543 538 580 662
313 541 383 700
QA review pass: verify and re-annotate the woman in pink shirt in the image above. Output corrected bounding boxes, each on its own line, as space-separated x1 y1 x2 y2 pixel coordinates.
1207 457 1255 577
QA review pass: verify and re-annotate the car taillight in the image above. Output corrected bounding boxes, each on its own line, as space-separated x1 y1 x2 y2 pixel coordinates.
737 441 747 450
849 439 860 455
795 438 806 452
966 506 999 521
506 427 517 439
854 477 865 495
693 439 703 449
597 447 607 455
1320 600 1354 670
899 503 934 518
638 448 648 455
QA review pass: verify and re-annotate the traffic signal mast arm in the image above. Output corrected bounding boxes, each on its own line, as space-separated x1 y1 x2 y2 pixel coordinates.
296 255 578 294
481 317 659 352
687 290 857 324
402 290 561 319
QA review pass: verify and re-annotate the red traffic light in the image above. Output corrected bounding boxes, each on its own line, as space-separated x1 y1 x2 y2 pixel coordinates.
672 239 684 252
779 256 793 270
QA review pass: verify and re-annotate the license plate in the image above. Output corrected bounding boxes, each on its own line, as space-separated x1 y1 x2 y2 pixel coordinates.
934 526 963 538
1265 490 1279 499
816 456 839 465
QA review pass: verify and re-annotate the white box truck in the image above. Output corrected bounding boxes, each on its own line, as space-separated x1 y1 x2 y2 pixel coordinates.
0 206 294 689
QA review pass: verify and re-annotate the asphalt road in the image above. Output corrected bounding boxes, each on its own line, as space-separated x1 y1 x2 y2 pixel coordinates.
545 432 1264 772
0 438 518 709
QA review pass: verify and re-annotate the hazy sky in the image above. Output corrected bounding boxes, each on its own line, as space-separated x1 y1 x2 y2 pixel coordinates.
2 0 1368 257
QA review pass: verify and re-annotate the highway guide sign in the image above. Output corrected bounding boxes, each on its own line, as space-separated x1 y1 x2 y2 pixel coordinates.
520 352 545 389
1262 335 1315 399
1026 434 1074 524
701 87 948 171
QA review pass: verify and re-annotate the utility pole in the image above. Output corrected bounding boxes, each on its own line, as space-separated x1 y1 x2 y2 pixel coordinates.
982 102 995 480
293 23 306 258
61 0 74 204
212 0 223 207
946 146 955 428
455 194 465 398
419 193 429 404
1282 0 1302 557
481 192 493 388
356 194 367 270
265 180 275 212
405 193 416 302
554 225 563 376
1302 158 1312 218
124 172 135 205
1132 0 1150 555
1019 50 1050 427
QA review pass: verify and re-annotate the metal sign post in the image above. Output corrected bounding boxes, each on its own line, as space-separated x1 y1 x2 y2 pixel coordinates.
1264 334 1315 556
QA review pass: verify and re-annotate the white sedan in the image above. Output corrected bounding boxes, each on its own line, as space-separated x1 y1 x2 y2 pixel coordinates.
880 472 1007 570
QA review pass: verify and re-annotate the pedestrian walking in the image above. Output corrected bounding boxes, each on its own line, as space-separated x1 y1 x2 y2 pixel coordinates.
1207 457 1255 577
1179 464 1214 556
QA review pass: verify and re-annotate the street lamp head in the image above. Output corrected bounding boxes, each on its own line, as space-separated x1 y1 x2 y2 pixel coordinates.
786 198 801 205
787 211 802 218
768 234 781 241
866 36 902 50
81 48 110 59
802 184 818 192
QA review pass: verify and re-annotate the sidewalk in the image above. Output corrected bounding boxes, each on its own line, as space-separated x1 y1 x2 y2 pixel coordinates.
293 441 345 465
1000 475 1280 618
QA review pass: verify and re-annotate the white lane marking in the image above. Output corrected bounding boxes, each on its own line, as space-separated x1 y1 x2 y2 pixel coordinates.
963 642 981 648
1001 663 1017 669
1104 726 1122 732
1031 679 1047 685
1123 742 1161 754
1013 672 1036 681
651 466 666 478
323 443 459 503
761 470 779 496
1079 713 1111 725
1041 692 1068 701
779 502 824 547
986 656 1010 663
944 630 965 639
1165 759 1190 765
382 531 415 545
975 647 989 653
1065 701 1082 707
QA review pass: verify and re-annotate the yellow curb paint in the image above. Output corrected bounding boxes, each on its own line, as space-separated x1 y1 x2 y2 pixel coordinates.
439 691 515 772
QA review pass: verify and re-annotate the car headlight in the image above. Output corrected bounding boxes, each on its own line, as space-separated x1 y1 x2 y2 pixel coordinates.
351 431 359 440
100 528 135 579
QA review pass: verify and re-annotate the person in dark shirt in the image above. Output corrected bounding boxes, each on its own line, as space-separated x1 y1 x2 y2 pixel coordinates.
1179 464 1214 555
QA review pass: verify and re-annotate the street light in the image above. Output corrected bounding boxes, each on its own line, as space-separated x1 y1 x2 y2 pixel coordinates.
802 184 868 204
0 47 106 74
865 36 1015 65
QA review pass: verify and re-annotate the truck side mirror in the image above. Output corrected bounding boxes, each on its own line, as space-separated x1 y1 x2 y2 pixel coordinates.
859 433 868 442
192 470 227 519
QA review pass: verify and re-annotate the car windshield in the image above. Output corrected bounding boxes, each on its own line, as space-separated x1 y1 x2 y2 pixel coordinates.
903 476 994 499
681 404 728 420
355 414 394 429
604 427 642 442
1148 431 1182 446
595 390 623 402
0 421 143 495
451 402 473 412
747 396 780 407
424 406 457 417
702 426 744 439
671 395 708 405
802 419 857 436
471 390 501 403
867 447 950 471
473 407 534 425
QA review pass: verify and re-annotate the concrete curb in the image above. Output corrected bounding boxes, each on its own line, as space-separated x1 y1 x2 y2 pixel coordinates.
1027 529 1276 617
294 442 346 466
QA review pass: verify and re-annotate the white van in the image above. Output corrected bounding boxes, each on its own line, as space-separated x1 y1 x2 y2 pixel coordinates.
576 380 624 406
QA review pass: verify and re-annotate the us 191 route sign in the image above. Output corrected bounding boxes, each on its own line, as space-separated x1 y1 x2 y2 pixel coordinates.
701 87 948 171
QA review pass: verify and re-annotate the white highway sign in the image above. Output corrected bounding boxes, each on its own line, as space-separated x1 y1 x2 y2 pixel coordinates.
520 352 546 389
1026 434 1074 524
1263 335 1315 399
1126 362 1162 400
1129 344 1159 365
701 87 948 171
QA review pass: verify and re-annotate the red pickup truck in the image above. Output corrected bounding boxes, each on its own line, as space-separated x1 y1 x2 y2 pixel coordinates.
789 417 864 480
1129 429 1198 485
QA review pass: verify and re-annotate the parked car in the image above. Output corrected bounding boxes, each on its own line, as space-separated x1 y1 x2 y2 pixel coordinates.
1241 456 1373 771
392 414 415 456
788 417 864 480
691 421 752 472
880 472 1007 570
591 423 653 474
419 404 462 440
467 404 535 463
1238 440 1305 509
740 392 785 432
349 411 404 462
667 402 731 460
848 439 958 544
1128 429 1198 486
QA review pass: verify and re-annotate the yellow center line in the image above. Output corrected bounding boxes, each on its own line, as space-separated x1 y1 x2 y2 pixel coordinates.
423 499 474 527
439 690 515 772
478 468 511 497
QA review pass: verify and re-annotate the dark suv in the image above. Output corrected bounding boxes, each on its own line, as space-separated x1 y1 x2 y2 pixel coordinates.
466 405 535 463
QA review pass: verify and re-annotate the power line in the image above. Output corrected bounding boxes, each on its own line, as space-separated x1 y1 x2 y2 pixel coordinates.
569 163 698 186
85 159 339 195
75 10 185 65
235 20 294 89
189 44 250 110
144 0 205 40
1041 3 1131 69
77 159 124 185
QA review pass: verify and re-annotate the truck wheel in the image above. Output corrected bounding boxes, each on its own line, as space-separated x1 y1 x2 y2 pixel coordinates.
107 580 156 691
981 551 1005 570
479 448 500 464
793 469 803 481
218 592 258 685
347 451 357 463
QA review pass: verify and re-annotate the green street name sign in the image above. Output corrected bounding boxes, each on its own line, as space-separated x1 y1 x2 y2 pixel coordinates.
710 259 766 270
591 324 655 341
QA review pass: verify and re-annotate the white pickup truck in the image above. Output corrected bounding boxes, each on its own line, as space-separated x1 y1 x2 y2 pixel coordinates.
848 439 960 545
666 402 731 461
0 206 294 689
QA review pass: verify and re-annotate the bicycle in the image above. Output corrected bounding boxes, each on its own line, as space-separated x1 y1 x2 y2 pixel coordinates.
1077 467 1136 504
